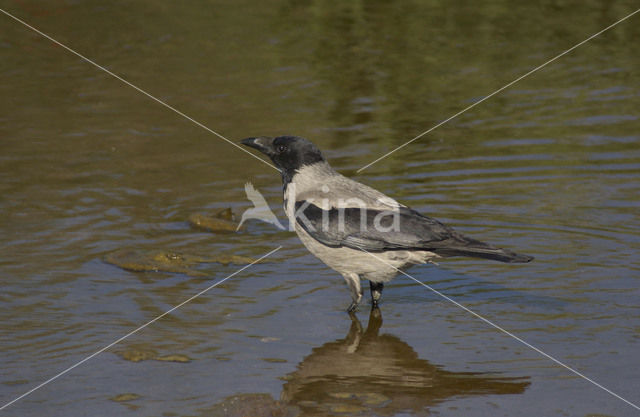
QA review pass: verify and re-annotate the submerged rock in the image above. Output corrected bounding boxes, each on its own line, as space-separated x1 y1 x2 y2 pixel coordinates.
115 348 192 364
115 348 158 362
213 254 257 265
188 208 239 232
104 249 257 277
199 393 297 417
104 249 208 276
156 354 192 363
110 393 140 402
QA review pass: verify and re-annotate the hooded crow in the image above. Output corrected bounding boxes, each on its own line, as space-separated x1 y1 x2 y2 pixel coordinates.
242 136 533 312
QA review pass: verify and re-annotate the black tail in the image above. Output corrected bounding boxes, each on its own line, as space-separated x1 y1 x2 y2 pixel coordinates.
433 246 533 263
394 208 533 263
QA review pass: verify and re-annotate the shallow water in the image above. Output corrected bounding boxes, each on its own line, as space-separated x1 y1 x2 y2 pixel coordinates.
1 1 640 416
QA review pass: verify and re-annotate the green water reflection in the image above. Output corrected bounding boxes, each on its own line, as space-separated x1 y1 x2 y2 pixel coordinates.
1 1 639 416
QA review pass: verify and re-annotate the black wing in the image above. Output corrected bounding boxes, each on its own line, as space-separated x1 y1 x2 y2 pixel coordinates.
294 201 532 263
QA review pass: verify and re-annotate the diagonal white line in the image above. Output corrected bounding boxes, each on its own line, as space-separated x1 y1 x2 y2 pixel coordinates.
0 246 282 411
0 7 279 172
359 249 640 412
357 7 640 173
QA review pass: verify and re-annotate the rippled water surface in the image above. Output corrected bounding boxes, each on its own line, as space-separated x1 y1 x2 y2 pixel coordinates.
2 1 640 416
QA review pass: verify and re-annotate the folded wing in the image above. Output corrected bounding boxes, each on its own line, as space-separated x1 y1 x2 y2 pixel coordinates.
294 201 532 263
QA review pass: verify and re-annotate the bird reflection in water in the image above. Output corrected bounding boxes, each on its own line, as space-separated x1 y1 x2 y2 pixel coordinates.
281 309 530 416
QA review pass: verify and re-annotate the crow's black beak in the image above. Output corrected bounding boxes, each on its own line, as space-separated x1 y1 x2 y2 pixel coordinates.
241 137 274 156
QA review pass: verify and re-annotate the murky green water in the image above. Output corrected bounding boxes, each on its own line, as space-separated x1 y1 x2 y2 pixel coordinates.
2 1 640 416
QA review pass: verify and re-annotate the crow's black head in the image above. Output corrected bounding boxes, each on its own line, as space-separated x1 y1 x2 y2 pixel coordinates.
241 136 325 173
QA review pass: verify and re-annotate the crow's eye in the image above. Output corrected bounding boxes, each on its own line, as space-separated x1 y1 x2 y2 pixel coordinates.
277 145 287 153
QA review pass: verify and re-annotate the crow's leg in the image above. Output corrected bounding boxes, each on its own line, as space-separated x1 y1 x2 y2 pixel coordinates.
343 273 363 312
369 281 384 309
